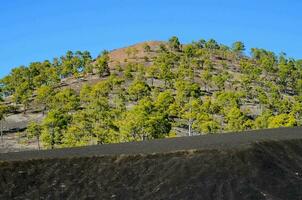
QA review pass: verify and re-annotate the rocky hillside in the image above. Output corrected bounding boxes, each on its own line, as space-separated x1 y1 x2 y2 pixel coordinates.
0 41 164 132
0 37 301 150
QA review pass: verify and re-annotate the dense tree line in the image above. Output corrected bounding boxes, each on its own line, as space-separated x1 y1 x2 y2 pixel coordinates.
1 37 302 148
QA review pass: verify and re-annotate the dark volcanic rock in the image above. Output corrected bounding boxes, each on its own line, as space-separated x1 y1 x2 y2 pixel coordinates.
0 128 302 200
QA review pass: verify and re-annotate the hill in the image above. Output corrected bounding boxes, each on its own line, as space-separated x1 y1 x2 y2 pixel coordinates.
0 37 301 150
1 127 302 199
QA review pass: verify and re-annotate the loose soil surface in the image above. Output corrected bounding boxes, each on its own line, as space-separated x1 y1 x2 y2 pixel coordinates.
1 127 302 199
0 132 39 153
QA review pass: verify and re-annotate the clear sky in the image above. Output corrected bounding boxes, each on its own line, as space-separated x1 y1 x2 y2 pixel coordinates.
1 0 301 78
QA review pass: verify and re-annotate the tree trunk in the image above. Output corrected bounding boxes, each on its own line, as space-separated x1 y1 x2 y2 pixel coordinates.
192 68 195 83
42 106 46 116
188 96 194 137
50 123 54 149
188 118 194 137
188 121 192 136
0 120 3 143
37 135 40 150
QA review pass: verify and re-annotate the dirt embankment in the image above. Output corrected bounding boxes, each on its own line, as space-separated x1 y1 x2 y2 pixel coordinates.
1 127 302 200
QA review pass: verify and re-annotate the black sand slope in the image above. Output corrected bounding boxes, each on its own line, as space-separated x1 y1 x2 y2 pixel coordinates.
0 127 302 161
1 127 302 199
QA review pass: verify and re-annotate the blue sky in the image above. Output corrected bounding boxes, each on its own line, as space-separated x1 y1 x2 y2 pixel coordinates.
1 0 301 78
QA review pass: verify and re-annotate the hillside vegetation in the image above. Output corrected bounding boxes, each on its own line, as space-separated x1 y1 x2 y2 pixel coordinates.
0 37 302 149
